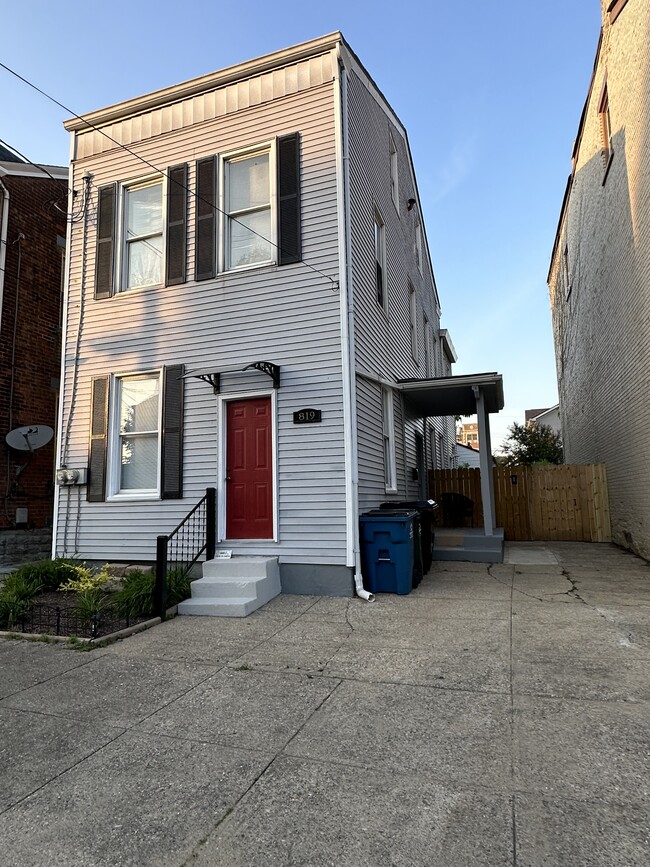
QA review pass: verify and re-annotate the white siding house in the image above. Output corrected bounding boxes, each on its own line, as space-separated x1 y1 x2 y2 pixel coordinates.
54 33 460 597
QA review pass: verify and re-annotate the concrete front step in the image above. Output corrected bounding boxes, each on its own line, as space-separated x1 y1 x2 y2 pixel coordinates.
177 556 281 618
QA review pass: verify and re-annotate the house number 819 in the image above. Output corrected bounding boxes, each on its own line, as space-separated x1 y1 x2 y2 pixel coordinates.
293 408 322 424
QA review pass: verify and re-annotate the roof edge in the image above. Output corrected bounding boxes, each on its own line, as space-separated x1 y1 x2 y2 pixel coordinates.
64 32 343 132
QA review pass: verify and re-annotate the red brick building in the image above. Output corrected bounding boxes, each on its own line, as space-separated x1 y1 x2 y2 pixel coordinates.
0 147 67 550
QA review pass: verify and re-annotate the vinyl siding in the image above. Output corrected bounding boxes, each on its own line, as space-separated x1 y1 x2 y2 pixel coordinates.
56 72 346 565
345 67 449 509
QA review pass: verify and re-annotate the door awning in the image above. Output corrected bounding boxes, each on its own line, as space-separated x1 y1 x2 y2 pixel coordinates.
183 361 280 394
398 372 504 417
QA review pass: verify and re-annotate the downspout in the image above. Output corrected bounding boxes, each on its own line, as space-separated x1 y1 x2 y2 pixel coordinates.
334 46 374 602
0 176 9 334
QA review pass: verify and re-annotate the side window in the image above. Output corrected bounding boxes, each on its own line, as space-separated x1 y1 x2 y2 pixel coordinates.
374 208 387 312
382 386 397 491
409 282 418 362
389 131 399 212
224 149 273 270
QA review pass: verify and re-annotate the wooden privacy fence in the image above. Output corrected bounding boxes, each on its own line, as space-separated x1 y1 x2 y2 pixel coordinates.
428 464 611 542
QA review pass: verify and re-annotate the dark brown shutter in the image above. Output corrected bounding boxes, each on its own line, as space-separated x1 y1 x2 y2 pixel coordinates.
277 133 301 265
165 164 188 285
195 157 216 280
87 376 109 502
161 364 184 499
95 185 116 299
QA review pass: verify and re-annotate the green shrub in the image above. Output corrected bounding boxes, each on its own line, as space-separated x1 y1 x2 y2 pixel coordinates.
0 572 42 629
167 567 193 607
10 558 81 592
74 588 110 623
58 564 113 593
114 569 155 619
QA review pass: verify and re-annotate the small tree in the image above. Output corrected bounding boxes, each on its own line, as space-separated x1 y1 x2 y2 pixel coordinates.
500 423 563 466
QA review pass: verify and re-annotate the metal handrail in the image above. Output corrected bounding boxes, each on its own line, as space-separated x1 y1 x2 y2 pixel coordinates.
154 487 216 618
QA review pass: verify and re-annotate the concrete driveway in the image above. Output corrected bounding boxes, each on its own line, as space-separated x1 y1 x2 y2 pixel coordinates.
1 541 649 866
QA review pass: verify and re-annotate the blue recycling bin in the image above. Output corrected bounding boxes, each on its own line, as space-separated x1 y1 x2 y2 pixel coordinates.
359 509 417 595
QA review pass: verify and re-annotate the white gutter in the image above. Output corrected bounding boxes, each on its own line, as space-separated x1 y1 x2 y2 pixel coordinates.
51 133 77 558
334 46 373 602
0 176 9 334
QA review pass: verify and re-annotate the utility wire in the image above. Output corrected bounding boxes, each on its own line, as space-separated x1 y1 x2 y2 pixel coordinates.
0 61 338 290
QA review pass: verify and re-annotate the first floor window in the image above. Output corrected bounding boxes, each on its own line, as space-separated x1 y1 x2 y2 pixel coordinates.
114 373 161 494
124 181 163 290
382 387 397 491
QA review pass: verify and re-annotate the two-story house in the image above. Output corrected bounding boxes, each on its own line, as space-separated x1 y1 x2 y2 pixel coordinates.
548 0 650 560
0 146 67 567
55 33 504 607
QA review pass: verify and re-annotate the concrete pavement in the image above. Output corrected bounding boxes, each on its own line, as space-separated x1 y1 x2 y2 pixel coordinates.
0 541 649 865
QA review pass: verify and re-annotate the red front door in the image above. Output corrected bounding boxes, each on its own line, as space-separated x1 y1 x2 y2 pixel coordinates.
226 397 273 539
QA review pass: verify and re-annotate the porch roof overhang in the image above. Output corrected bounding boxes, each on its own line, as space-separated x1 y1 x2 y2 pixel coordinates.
183 360 280 393
398 372 504 417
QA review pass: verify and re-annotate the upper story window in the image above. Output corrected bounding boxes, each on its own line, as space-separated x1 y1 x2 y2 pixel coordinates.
389 132 399 212
424 315 434 377
598 83 614 178
409 282 418 361
224 148 274 270
124 180 163 290
93 133 301 298
415 219 423 274
374 208 387 312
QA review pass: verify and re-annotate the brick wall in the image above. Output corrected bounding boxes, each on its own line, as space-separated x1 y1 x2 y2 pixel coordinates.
548 2 650 559
0 173 67 530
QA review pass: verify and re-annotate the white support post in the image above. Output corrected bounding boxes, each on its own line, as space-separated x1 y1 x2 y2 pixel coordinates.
474 387 496 536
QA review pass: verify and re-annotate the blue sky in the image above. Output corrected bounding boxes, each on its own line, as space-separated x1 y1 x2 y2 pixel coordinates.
1 0 602 449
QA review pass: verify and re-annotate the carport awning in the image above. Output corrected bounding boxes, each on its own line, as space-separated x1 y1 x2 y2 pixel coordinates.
398 372 504 417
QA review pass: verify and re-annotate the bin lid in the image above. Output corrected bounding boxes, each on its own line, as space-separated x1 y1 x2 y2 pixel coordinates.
362 509 418 518
380 500 439 511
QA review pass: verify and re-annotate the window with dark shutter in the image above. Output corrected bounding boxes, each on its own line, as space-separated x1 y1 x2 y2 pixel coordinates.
277 133 301 265
166 164 188 285
161 364 184 499
95 185 116 299
88 376 109 501
195 157 216 280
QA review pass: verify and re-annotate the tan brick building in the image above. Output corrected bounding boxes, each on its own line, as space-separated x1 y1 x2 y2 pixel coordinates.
548 0 650 558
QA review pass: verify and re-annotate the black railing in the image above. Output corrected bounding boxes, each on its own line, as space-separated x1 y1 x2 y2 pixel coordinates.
154 487 216 619
6 601 132 640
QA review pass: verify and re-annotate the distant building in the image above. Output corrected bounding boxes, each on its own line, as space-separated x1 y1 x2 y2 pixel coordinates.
525 404 561 436
457 421 479 450
547 0 650 559
0 150 68 562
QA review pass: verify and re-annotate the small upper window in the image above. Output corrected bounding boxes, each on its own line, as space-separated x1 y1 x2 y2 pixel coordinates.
374 209 387 312
598 84 613 173
224 149 274 270
409 282 418 362
124 180 163 291
389 132 399 212
415 219 423 274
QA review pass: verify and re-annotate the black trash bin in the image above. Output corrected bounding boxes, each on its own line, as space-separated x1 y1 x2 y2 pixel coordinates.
380 500 438 579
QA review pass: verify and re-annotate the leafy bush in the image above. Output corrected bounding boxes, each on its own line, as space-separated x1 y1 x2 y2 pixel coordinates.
167 567 193 607
114 569 155 619
9 558 80 592
0 572 42 629
74 588 110 623
58 564 113 593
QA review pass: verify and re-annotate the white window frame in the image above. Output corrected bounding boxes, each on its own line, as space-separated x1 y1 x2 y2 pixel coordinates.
415 219 423 275
382 386 397 493
219 141 277 274
409 281 419 362
374 207 388 314
424 316 434 378
107 370 162 500
118 175 165 293
389 131 399 212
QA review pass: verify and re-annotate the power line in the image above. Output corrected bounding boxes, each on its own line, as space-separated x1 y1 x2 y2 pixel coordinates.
0 60 338 290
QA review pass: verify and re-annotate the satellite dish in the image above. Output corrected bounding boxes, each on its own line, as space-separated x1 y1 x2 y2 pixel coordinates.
5 425 54 452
